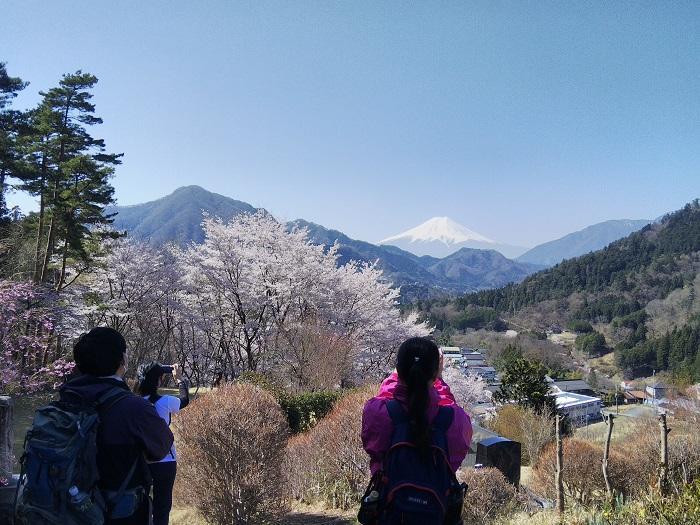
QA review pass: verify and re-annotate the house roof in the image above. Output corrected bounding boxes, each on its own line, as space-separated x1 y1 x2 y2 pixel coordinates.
552 380 593 392
624 390 648 400
553 391 602 409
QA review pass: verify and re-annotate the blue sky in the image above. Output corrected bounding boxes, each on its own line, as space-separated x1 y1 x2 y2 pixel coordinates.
2 1 699 247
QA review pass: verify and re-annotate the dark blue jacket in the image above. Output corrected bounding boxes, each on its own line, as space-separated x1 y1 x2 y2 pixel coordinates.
59 375 174 491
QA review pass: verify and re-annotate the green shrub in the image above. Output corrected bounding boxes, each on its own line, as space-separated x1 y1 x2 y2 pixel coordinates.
238 372 342 433
285 386 375 509
278 391 343 433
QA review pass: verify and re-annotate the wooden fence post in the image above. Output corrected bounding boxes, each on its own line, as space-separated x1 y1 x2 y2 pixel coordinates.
658 413 670 495
555 413 564 515
602 413 614 502
0 396 13 477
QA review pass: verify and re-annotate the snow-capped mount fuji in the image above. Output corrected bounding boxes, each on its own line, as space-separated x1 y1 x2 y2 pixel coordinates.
379 217 529 259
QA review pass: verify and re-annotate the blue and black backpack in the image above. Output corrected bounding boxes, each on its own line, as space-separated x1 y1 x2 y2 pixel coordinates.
14 386 137 525
359 400 467 525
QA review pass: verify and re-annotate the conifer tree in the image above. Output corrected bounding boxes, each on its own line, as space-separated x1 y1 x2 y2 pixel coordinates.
18 71 121 287
0 62 28 221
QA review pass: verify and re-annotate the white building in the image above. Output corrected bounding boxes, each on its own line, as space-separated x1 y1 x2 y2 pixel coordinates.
440 346 463 364
553 391 603 426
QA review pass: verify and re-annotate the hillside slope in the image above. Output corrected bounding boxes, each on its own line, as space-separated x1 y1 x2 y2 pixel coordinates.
431 200 700 379
109 186 258 245
517 219 652 267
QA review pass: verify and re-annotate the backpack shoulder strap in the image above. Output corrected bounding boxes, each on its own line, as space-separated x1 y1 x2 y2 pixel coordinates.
385 400 407 425
97 386 131 412
432 405 454 432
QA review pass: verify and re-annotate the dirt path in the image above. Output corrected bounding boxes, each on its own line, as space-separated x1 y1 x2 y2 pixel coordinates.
282 511 355 524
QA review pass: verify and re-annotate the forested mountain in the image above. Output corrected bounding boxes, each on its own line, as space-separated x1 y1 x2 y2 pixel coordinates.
425 200 700 380
109 186 258 245
517 219 652 267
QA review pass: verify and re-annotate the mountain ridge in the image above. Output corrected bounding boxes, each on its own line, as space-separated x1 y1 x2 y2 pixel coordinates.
109 186 541 300
517 218 653 266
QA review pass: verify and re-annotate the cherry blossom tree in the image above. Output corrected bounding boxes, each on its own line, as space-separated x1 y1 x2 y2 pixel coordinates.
442 365 492 411
177 212 431 385
73 238 180 366
0 279 73 393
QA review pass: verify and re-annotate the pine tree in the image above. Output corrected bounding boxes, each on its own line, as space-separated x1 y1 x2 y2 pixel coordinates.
0 62 28 220
494 355 555 413
18 71 121 287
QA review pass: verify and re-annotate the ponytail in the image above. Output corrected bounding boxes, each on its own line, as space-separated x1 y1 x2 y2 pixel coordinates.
407 361 431 453
396 338 440 457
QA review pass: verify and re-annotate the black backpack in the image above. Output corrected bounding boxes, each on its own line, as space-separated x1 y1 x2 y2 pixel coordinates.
359 400 466 525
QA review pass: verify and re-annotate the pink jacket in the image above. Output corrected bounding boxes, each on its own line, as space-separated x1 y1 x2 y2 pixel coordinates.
361 372 473 475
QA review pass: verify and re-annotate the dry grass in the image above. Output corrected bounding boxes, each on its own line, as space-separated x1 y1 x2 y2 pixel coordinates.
171 504 356 525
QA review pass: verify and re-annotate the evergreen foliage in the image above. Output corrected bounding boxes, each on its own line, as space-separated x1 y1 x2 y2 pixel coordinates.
0 64 121 289
493 354 555 412
457 201 700 313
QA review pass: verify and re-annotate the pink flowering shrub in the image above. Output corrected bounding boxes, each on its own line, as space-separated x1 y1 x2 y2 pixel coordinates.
0 280 70 393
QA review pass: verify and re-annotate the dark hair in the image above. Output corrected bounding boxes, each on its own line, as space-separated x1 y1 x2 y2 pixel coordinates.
137 363 163 398
73 327 127 376
396 337 440 455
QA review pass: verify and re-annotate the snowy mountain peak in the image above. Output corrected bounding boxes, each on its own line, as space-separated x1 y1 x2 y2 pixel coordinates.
380 217 495 246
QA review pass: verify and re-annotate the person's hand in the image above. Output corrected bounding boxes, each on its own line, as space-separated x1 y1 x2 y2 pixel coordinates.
437 349 445 380
171 363 181 382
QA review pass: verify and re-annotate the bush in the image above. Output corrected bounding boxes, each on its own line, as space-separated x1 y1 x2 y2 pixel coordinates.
173 382 289 525
238 372 342 433
619 419 700 496
486 405 555 465
279 391 343 433
457 467 523 524
285 386 375 510
586 479 700 525
533 438 633 506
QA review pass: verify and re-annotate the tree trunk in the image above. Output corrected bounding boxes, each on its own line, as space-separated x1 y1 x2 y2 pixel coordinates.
39 184 57 283
0 397 13 476
33 179 46 283
555 414 564 514
57 236 69 291
602 414 614 502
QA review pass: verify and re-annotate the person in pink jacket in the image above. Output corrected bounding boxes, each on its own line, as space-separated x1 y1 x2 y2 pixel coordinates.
361 338 473 476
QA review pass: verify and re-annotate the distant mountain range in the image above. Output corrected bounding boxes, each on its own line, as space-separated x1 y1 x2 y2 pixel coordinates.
109 186 541 300
379 217 528 259
109 186 658 300
516 219 652 266
292 219 542 301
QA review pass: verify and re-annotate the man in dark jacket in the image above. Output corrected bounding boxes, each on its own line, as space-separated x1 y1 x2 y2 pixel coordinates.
60 327 174 525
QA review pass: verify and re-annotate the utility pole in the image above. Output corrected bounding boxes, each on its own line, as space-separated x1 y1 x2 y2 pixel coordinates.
555 413 564 515
602 413 615 502
658 412 670 495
